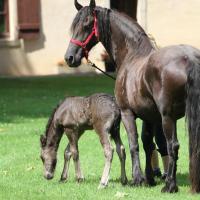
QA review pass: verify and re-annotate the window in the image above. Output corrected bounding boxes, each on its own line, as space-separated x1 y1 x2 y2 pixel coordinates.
0 0 9 38
110 0 138 21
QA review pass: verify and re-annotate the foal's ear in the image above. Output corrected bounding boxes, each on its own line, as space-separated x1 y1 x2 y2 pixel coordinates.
40 135 46 147
74 0 83 11
89 0 96 9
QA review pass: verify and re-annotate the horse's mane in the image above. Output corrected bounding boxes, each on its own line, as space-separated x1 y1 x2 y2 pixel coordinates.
71 6 153 58
110 9 154 56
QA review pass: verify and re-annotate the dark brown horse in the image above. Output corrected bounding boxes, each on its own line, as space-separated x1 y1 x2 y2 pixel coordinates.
40 93 127 188
65 0 200 193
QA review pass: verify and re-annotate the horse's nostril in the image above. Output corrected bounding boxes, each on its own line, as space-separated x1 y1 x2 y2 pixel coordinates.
68 56 74 63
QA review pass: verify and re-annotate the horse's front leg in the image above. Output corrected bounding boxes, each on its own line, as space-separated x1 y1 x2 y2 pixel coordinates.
161 115 179 193
121 109 144 186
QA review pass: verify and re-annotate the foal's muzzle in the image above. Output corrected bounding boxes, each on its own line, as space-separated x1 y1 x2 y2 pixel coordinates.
44 171 54 180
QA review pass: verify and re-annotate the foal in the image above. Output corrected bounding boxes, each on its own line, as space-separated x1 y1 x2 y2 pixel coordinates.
40 93 127 188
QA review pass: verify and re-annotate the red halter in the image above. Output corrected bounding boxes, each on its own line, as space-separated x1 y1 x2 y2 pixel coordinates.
70 11 99 60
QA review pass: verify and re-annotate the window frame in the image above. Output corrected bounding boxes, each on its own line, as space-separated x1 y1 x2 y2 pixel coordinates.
0 0 9 38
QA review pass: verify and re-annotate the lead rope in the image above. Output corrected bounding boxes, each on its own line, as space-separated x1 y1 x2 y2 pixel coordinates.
87 59 116 80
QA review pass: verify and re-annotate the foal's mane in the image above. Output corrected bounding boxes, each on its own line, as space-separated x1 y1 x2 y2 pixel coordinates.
44 102 62 138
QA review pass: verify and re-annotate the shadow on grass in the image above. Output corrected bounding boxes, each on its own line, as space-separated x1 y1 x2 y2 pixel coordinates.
177 173 189 186
0 75 115 124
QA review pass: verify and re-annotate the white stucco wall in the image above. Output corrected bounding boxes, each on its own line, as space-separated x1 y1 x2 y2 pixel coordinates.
0 0 109 76
1 0 200 76
147 0 200 48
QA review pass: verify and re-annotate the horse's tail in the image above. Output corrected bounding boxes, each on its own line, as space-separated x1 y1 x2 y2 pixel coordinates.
186 59 200 193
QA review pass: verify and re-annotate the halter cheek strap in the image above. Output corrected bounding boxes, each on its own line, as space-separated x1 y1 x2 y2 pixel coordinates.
70 11 99 60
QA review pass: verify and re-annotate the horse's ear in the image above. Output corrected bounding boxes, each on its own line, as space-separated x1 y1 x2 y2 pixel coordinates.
89 0 96 9
40 135 46 147
74 0 83 11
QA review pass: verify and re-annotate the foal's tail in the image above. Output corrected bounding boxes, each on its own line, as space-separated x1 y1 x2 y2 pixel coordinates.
186 60 200 193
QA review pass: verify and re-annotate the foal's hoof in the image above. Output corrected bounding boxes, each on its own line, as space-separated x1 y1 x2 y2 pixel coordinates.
161 183 178 193
98 183 107 189
131 175 145 186
77 177 84 183
59 177 68 183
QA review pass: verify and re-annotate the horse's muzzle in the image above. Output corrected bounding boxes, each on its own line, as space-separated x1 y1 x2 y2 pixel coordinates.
65 54 81 68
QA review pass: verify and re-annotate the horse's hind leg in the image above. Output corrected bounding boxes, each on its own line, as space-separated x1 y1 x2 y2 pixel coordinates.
161 115 179 193
121 109 144 186
95 126 114 189
60 143 71 182
111 127 128 185
141 122 156 186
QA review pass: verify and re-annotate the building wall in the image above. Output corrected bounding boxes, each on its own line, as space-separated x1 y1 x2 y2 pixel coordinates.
147 0 200 48
1 0 200 76
0 0 109 76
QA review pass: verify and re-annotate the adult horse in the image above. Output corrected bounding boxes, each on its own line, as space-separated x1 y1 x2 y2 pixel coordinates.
65 0 200 193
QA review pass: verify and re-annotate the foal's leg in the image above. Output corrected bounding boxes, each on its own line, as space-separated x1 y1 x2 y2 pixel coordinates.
141 122 156 186
112 127 128 185
95 126 114 189
161 115 179 193
68 131 84 182
121 109 144 186
60 143 71 181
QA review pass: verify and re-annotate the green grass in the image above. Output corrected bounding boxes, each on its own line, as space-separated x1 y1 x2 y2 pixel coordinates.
0 75 198 200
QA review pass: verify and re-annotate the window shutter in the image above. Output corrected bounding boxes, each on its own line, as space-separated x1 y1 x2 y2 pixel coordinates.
17 0 40 40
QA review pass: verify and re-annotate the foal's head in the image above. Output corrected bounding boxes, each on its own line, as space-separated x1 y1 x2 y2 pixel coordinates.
65 0 99 67
40 134 57 180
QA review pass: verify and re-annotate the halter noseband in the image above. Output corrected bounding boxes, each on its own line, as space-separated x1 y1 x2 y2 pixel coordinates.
70 11 99 60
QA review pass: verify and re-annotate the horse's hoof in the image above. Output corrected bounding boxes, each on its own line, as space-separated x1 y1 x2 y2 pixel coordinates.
131 175 145 186
98 183 107 189
161 184 178 193
121 176 128 186
145 178 156 187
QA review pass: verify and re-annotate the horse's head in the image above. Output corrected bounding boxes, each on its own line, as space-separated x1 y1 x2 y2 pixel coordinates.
65 0 99 67
40 135 57 180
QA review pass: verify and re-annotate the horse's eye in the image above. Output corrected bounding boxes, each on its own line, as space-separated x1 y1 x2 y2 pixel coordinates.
85 17 89 24
83 17 92 28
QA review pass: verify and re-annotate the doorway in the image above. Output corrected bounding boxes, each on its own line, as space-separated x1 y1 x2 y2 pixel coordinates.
110 0 138 21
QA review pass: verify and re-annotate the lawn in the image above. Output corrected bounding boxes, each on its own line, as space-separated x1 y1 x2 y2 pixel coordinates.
0 75 198 200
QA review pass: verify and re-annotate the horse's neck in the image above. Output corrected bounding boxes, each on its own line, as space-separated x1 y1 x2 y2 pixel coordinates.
100 10 154 68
